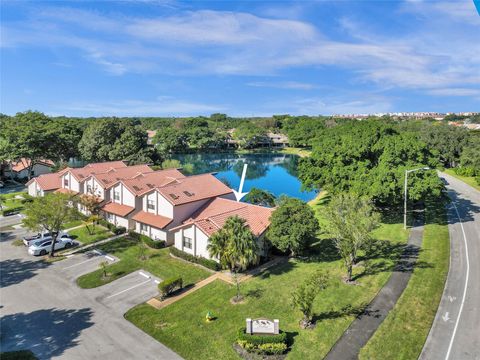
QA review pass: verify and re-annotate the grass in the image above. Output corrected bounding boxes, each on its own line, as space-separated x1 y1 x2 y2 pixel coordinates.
63 219 85 229
0 191 27 211
76 237 211 289
278 147 312 158
444 168 480 191
359 199 450 359
125 201 409 360
68 225 113 246
11 239 24 246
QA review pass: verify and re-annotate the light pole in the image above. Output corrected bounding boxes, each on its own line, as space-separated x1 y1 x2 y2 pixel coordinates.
404 167 430 229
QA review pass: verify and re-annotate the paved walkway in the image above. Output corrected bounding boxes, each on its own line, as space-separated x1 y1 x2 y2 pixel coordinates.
148 256 288 310
325 216 425 360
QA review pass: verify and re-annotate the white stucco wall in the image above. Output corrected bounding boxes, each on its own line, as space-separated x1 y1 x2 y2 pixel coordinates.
135 222 168 242
61 172 80 192
171 199 210 227
8 163 52 179
84 177 104 199
173 225 212 259
28 181 44 197
110 183 135 207
105 213 130 228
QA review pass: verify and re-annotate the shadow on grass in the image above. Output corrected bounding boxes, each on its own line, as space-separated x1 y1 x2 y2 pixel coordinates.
85 236 135 254
301 238 341 263
313 303 370 323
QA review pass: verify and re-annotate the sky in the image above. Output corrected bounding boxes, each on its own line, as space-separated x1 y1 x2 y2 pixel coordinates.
1 0 479 117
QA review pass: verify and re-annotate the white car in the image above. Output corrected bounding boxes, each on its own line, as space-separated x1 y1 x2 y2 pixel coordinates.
28 237 74 256
23 232 69 246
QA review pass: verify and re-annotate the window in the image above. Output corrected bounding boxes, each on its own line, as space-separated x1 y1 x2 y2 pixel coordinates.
36 190 42 196
183 236 192 249
147 199 155 210
63 178 69 187
114 191 120 201
140 223 148 232
86 184 92 194
107 213 114 221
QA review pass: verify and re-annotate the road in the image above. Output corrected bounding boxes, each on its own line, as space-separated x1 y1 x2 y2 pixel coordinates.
0 227 182 360
421 172 480 360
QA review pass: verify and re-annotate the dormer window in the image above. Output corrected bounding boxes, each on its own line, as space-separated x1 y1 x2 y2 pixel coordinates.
86 184 92 194
114 191 120 201
63 178 69 187
147 199 155 210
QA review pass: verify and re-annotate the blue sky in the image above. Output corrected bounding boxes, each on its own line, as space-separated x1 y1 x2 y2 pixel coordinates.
1 0 479 117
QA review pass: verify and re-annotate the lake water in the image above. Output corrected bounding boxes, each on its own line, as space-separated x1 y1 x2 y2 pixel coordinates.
172 153 317 202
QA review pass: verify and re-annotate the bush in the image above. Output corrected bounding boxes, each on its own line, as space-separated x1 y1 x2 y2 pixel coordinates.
236 328 287 346
20 194 34 204
141 234 165 249
257 343 287 355
128 230 140 240
169 246 220 271
113 226 126 235
455 167 478 177
2 206 23 216
158 276 183 300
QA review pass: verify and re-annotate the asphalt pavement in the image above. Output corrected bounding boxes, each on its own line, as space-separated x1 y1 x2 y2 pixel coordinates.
420 172 480 360
0 227 182 360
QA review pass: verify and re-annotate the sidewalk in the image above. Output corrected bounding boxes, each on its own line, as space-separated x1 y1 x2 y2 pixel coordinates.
324 216 425 360
63 233 127 256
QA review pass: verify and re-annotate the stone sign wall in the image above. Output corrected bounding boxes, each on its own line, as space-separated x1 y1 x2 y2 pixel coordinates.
246 318 279 335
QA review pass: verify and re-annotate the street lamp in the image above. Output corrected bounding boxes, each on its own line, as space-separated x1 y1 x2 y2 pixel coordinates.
404 167 430 229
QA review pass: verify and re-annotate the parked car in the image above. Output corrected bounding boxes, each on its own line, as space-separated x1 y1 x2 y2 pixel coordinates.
28 237 74 256
23 232 69 246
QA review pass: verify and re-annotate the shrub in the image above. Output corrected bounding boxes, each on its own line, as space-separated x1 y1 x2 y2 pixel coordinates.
20 194 34 204
455 167 477 177
2 206 23 216
169 247 220 271
236 328 287 346
257 343 287 355
128 230 140 240
158 276 183 300
113 226 126 235
141 234 165 249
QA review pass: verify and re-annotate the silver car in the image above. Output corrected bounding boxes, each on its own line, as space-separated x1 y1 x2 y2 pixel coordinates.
28 237 74 256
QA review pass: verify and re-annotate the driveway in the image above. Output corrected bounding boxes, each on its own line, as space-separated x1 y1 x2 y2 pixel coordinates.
420 172 480 360
0 228 182 360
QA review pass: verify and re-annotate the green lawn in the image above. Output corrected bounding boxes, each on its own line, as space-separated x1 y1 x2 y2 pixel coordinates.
63 219 85 229
125 204 409 360
0 191 27 211
359 199 450 359
278 147 312 158
77 237 211 289
444 168 480 191
68 225 113 246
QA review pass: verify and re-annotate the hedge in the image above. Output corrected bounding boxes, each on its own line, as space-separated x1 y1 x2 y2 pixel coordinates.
98 219 126 235
158 276 183 300
169 246 220 271
2 207 23 216
127 230 165 249
236 328 287 346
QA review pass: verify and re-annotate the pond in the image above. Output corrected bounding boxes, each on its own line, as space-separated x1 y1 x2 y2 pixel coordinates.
171 152 317 202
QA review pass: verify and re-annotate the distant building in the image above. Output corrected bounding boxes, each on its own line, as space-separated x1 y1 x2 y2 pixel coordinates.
3 158 55 180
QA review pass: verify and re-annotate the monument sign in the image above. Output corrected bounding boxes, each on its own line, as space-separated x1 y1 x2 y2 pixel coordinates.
246 318 279 335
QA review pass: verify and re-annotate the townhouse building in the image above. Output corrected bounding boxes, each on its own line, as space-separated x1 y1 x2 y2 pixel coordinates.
26 161 274 262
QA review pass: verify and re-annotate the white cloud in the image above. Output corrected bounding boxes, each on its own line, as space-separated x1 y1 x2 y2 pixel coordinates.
428 88 480 97
2 4 479 96
57 96 224 117
246 81 316 90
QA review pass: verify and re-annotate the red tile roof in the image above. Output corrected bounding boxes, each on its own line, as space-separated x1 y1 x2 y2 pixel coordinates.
26 168 69 191
87 164 154 189
157 174 233 205
101 202 135 217
176 197 274 237
69 161 127 181
11 158 54 172
132 211 173 229
121 169 185 196
55 187 78 195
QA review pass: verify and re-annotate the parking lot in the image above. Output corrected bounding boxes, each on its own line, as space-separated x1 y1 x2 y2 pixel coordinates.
0 225 181 360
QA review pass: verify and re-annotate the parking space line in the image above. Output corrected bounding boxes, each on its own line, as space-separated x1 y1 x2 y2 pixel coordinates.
105 279 152 299
63 255 102 269
105 255 115 261
139 271 150 279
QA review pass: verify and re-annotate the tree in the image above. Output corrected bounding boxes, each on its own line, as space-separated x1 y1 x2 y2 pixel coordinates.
233 122 267 149
207 216 259 302
22 193 79 257
299 120 444 205
244 188 276 207
78 194 102 235
291 270 329 329
153 127 188 154
267 198 319 256
99 261 109 279
322 193 380 282
109 125 151 163
161 159 182 169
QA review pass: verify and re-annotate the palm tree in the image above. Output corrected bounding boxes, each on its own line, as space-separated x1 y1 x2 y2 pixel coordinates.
207 216 259 301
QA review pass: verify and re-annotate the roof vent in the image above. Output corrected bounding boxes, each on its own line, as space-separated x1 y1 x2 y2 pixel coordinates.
169 193 179 200
133 185 141 191
183 191 194 197
146 183 155 189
